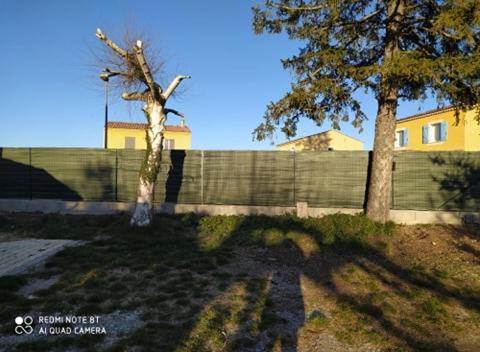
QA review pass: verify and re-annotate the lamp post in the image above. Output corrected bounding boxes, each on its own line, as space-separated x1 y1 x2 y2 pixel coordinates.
99 68 119 149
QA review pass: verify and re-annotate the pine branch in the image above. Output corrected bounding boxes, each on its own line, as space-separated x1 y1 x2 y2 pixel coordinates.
273 3 326 12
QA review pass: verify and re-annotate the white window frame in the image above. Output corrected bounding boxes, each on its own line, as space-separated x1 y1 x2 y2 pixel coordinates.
162 139 175 150
394 128 407 149
425 120 446 144
124 136 136 149
429 122 442 143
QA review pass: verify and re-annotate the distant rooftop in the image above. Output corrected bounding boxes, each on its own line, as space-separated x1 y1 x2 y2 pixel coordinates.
276 129 363 147
107 121 191 133
397 106 456 123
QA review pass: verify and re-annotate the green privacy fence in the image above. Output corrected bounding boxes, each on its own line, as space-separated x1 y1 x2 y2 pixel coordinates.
0 148 479 211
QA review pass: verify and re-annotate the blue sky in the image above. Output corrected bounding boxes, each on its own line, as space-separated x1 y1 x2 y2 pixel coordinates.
0 0 439 150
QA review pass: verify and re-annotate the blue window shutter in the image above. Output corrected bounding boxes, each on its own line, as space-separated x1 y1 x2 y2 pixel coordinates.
440 121 447 141
422 125 429 144
403 129 409 146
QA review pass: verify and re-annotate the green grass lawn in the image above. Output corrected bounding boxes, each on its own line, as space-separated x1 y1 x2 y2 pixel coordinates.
0 212 479 351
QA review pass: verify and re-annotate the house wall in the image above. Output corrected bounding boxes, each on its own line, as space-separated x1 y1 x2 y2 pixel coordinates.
395 109 466 151
464 109 480 151
276 138 323 151
107 128 191 149
276 141 308 151
327 130 364 150
276 130 363 151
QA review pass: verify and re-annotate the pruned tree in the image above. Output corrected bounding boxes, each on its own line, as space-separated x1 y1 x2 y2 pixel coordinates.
95 28 190 226
252 0 480 222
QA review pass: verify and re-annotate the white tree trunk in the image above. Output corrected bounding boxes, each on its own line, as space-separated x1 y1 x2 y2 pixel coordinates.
95 29 190 227
130 102 165 226
130 180 155 226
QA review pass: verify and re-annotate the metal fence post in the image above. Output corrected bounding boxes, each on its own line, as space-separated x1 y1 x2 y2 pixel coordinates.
293 149 296 205
201 150 204 204
391 159 396 209
115 149 118 202
28 148 32 200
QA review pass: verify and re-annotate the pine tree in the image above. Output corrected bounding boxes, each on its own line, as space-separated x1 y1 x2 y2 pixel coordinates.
253 0 480 222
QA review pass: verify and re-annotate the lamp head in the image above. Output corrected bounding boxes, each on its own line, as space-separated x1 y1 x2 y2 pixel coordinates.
99 72 110 81
100 68 115 82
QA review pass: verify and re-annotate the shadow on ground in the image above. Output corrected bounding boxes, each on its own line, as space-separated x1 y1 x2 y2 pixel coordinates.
0 213 479 351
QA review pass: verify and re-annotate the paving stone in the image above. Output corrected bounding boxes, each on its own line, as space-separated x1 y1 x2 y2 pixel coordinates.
0 239 77 277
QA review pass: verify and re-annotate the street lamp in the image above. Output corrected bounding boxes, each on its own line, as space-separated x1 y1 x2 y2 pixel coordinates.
99 68 120 149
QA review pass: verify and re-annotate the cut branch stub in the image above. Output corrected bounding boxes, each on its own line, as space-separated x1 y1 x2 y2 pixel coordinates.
134 40 161 100
95 28 128 59
162 75 191 101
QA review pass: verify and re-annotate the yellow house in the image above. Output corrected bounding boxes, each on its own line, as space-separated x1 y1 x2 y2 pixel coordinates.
395 106 480 151
276 129 364 151
106 121 191 150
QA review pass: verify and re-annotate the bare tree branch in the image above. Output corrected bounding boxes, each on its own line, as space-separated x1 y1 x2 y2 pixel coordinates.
95 28 169 100
95 28 128 59
122 91 148 101
134 40 162 99
164 108 185 118
162 75 191 101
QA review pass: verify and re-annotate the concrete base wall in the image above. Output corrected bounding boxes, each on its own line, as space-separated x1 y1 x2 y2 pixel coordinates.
0 199 478 225
389 209 480 225
0 199 135 215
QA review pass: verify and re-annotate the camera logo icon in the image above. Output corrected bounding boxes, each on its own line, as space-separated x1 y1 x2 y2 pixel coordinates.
15 316 33 335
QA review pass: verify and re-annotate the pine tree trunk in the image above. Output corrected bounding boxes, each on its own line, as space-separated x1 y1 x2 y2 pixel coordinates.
365 93 398 223
130 102 165 226
365 0 404 223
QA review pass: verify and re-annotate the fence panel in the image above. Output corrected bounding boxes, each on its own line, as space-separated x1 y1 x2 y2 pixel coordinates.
295 151 369 208
116 149 144 202
1 148 479 212
30 148 116 201
116 150 203 204
154 150 203 204
0 148 31 198
393 151 480 211
203 151 295 206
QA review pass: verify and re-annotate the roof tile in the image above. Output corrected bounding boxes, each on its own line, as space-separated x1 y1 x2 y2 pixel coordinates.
107 121 191 132
396 106 456 122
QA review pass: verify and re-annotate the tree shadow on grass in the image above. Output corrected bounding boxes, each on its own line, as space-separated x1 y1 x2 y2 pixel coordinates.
304 243 476 351
5 213 478 352
164 214 477 351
